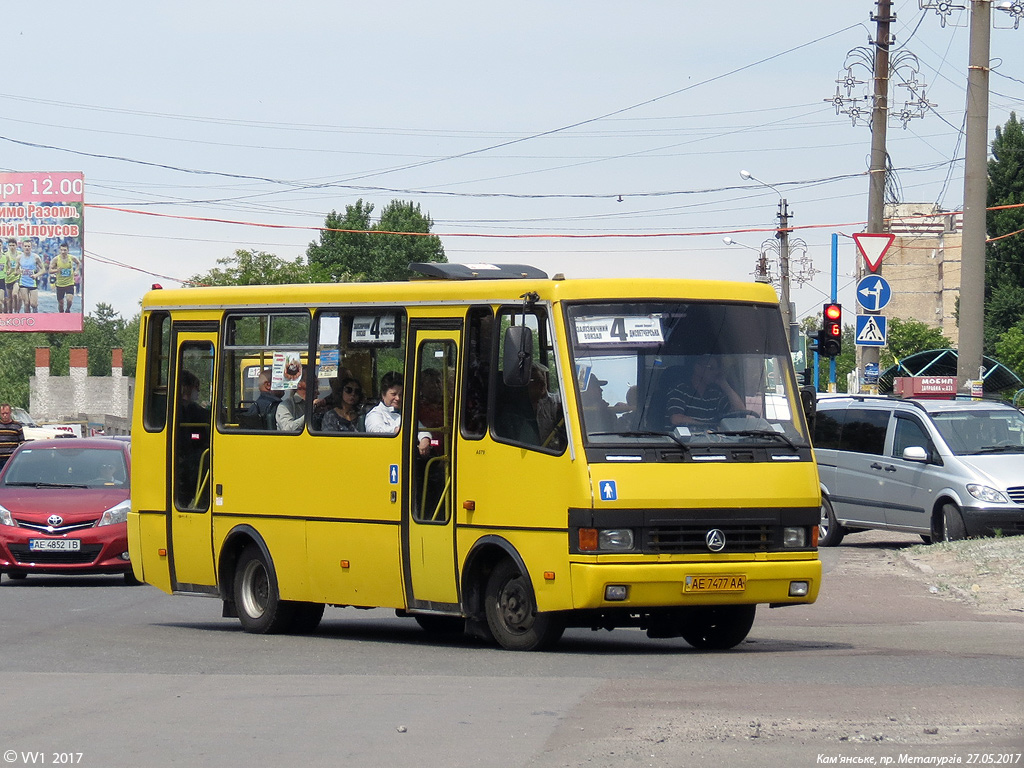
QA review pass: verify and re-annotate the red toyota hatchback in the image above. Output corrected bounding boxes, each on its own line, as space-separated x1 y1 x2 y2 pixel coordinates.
0 438 134 584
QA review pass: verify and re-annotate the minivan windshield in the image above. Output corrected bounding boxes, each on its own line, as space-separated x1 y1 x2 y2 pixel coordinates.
930 408 1024 455
566 301 808 448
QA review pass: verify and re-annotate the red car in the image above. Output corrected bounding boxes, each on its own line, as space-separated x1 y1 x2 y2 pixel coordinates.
0 438 134 584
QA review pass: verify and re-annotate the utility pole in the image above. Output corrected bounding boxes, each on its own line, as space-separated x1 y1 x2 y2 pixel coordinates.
957 0 990 391
860 0 893 395
777 199 792 336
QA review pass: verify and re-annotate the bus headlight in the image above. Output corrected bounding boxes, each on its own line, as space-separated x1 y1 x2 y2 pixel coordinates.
579 528 635 552
782 527 807 548
598 529 635 551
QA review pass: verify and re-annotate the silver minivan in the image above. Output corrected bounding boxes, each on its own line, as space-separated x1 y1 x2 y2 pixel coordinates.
814 395 1024 545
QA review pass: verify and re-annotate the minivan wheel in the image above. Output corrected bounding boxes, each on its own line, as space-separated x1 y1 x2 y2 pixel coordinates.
818 497 845 547
941 503 967 542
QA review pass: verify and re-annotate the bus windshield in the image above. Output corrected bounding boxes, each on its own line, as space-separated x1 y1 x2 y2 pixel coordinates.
566 301 808 448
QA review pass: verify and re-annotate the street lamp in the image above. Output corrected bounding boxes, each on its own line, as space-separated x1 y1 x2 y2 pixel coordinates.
723 237 772 284
739 170 793 336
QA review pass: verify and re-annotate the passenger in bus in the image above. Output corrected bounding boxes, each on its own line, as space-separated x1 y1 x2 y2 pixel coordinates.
528 362 565 450
245 368 282 429
365 371 404 434
276 370 309 432
666 355 744 429
321 377 365 433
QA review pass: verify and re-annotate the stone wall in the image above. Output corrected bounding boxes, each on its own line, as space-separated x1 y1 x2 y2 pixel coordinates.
29 347 134 435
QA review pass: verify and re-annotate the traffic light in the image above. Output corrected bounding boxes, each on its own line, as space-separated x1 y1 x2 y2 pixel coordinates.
818 303 842 358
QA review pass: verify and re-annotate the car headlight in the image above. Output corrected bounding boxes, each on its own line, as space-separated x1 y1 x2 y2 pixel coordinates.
966 484 1008 504
0 504 14 527
97 499 131 527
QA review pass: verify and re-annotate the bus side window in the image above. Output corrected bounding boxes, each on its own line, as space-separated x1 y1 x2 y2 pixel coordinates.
219 312 310 433
312 310 406 435
143 312 171 432
492 306 566 454
461 306 493 440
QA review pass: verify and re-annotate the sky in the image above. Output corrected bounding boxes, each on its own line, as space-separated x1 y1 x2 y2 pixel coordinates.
3 1 1022 328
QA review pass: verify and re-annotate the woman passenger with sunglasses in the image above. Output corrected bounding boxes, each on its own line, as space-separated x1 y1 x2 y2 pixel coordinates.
321 377 365 432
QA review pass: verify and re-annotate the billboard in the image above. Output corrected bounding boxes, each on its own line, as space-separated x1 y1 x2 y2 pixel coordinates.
0 172 85 332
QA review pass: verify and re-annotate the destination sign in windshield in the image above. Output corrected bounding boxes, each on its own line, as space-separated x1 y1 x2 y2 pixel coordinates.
573 316 664 346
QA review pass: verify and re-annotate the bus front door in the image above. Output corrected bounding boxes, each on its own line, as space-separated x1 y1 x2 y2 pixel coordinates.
403 327 460 610
168 330 217 591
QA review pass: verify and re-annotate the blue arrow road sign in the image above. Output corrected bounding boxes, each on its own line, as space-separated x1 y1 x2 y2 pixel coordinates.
856 275 892 312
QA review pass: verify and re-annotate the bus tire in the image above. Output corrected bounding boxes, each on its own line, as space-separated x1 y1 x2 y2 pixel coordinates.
233 545 295 634
678 604 756 650
484 558 564 651
818 496 845 547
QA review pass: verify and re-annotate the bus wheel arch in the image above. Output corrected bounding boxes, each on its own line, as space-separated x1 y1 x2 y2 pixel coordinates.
461 536 530 643
218 525 271 604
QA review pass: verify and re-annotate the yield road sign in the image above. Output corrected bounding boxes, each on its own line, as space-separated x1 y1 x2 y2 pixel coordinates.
853 233 895 272
856 275 892 312
855 315 887 346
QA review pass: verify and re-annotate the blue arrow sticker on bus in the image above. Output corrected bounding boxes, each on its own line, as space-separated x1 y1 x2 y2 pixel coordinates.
389 464 399 484
599 480 617 501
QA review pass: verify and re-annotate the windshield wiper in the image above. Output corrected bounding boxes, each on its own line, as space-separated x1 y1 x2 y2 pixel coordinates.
707 428 799 451
972 445 1024 454
589 430 691 452
31 482 90 489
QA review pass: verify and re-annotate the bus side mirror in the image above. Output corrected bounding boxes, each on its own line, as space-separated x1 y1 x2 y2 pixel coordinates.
502 326 533 387
800 385 817 435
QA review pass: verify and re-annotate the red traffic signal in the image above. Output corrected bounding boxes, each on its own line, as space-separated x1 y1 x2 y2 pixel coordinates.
819 303 842 357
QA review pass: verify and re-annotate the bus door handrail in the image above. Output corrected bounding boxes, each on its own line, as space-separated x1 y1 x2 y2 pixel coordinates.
420 453 451 522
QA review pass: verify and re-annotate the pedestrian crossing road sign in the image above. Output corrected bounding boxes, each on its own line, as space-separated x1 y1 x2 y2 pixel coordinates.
855 315 887 346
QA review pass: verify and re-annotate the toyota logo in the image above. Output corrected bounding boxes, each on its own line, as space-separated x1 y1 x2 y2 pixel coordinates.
705 528 726 552
47 515 64 528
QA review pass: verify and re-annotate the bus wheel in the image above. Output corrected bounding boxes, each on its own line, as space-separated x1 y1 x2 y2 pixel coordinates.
234 546 294 634
818 496 845 547
484 559 564 651
678 605 756 651
414 615 466 637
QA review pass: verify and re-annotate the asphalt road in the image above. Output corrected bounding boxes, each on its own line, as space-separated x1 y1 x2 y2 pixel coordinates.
0 531 1021 768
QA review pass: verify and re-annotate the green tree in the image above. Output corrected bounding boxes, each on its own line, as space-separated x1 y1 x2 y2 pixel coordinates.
306 199 446 282
985 112 1024 352
187 249 322 287
880 317 954 369
994 324 1024 381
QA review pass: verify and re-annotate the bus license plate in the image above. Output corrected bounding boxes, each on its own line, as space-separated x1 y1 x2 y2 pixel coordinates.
684 574 746 593
29 539 81 552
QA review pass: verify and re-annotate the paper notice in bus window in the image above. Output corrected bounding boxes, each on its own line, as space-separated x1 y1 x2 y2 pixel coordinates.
351 315 397 344
574 316 663 346
272 351 302 389
318 348 340 380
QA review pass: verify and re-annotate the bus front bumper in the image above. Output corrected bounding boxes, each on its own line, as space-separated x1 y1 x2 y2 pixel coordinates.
568 558 821 610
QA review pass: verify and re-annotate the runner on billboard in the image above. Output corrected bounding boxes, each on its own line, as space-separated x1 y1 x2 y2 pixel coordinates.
17 239 45 313
50 241 81 313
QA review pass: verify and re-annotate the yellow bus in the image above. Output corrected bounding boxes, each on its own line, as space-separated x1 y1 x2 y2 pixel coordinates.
128 263 821 651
